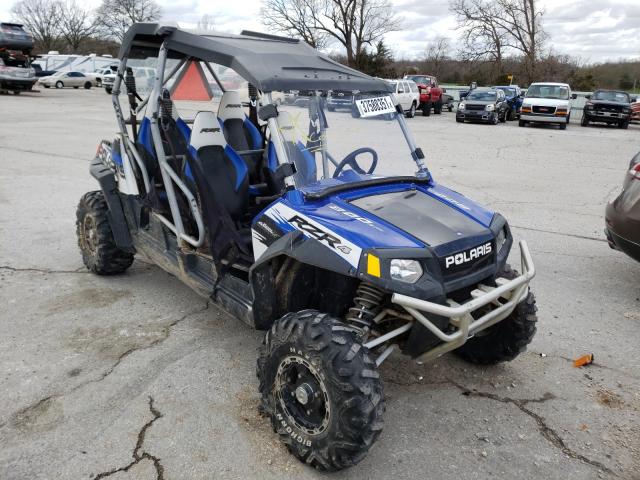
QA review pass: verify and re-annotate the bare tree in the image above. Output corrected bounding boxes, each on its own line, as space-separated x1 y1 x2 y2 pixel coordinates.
496 0 546 83
451 0 545 83
59 0 97 51
95 0 161 41
261 0 401 68
197 14 216 31
11 0 62 52
451 0 507 80
261 0 329 49
424 37 450 78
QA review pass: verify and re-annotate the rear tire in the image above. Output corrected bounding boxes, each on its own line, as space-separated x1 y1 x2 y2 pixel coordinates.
257 310 384 472
559 122 567 130
84 82 92 89
454 265 537 365
434 99 443 114
76 191 134 275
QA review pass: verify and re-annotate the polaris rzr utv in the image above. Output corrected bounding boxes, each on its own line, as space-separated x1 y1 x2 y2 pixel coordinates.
76 23 537 471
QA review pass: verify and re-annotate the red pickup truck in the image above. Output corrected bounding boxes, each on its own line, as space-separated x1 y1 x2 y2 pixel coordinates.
403 74 444 116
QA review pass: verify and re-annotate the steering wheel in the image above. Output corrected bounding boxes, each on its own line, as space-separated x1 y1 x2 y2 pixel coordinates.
332 147 378 178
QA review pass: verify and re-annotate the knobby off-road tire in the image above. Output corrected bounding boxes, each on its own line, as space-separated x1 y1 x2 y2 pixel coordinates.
76 191 134 275
454 265 537 365
257 310 385 471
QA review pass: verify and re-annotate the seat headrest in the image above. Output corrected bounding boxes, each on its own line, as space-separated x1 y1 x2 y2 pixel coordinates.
190 111 226 151
277 111 302 143
217 90 245 122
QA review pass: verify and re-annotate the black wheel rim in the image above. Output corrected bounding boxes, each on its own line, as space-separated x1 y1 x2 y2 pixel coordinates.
275 355 330 435
81 215 97 254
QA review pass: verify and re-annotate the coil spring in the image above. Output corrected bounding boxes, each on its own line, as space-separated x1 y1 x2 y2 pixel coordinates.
160 89 173 120
345 282 385 331
124 69 137 95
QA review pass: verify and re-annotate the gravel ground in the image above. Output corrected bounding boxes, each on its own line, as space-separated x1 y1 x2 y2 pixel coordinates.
0 88 639 480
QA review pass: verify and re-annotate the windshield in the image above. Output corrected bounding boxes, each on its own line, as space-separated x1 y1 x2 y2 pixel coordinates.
592 90 630 103
496 87 516 97
526 84 569 100
271 89 420 192
466 91 496 101
405 75 430 85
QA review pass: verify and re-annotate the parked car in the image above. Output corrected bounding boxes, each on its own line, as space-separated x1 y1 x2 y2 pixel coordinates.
519 82 576 130
0 22 33 51
581 90 635 129
327 90 355 111
632 101 640 123
605 150 640 262
39 71 94 89
403 74 444 116
494 85 523 120
456 88 509 124
442 92 454 112
386 79 420 117
0 54 37 94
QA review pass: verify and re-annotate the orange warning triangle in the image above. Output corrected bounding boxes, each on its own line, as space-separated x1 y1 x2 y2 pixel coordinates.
171 61 213 101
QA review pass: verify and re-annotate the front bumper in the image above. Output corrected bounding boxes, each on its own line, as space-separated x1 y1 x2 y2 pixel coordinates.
520 113 567 124
457 110 494 122
0 77 36 90
364 241 535 363
585 110 630 121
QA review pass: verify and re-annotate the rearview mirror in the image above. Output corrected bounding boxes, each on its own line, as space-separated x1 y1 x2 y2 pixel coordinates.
571 93 578 100
442 88 447 93
585 94 591 100
631 97 637 103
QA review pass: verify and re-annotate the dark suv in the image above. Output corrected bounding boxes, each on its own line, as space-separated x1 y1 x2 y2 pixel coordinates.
582 90 635 129
456 88 509 124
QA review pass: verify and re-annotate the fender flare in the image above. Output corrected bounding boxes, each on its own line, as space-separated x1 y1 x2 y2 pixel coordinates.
89 156 134 251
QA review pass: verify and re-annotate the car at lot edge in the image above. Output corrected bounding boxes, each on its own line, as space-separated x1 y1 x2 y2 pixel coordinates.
39 70 94 89
494 85 523 120
456 88 509 124
632 101 640 123
605 151 640 262
582 90 635 129
403 73 445 116
103 67 155 94
519 82 576 130
327 89 355 111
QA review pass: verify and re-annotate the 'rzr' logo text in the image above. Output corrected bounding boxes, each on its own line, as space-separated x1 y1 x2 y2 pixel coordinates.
288 215 351 254
445 242 492 269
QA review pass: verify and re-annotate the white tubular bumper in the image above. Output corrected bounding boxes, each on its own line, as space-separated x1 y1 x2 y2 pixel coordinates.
390 241 535 363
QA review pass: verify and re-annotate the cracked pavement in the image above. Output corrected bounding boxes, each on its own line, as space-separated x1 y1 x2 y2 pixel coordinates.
1 90 639 479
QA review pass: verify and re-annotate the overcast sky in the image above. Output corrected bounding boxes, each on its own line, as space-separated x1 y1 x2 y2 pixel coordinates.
1 0 638 63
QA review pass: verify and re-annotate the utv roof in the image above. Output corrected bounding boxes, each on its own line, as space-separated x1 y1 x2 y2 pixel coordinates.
119 23 390 93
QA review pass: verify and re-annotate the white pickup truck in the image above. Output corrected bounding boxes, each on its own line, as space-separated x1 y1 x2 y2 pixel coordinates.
519 82 577 130
386 79 421 118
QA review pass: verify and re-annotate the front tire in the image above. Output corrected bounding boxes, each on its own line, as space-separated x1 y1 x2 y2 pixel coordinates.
257 310 384 471
76 191 134 275
454 265 537 365
406 102 416 118
434 99 443 114
581 115 589 127
422 101 432 116
55 81 63 89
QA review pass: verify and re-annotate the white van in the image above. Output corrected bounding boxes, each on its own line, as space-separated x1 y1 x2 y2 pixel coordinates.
519 82 576 130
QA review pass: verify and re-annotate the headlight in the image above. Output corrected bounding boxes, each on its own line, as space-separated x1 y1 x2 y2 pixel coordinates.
485 104 495 111
585 103 594 110
390 259 423 284
458 102 466 110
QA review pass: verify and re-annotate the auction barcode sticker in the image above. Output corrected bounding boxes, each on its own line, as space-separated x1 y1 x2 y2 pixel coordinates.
355 96 396 117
